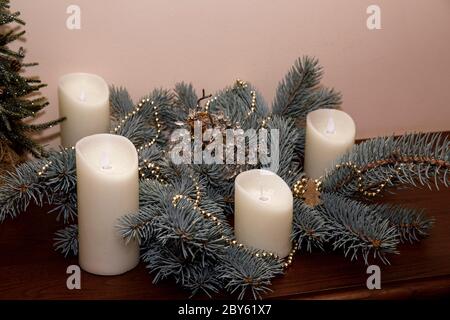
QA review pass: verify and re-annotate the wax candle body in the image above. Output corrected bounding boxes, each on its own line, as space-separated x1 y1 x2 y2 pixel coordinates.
76 134 139 275
59 73 110 147
304 109 356 179
234 169 293 258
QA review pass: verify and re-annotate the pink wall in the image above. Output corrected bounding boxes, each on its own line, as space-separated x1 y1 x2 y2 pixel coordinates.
13 0 450 145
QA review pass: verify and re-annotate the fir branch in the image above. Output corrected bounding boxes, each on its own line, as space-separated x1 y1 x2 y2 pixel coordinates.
272 56 341 118
0 0 25 26
112 89 173 146
206 82 269 128
54 224 78 257
320 192 399 264
0 29 25 47
110 86 135 117
47 192 77 224
292 199 331 251
142 243 208 287
19 118 65 133
183 265 221 298
371 204 434 243
322 133 450 197
264 115 302 182
0 0 63 156
174 82 198 113
40 149 76 194
117 206 156 245
219 246 284 300
0 148 76 221
0 160 45 221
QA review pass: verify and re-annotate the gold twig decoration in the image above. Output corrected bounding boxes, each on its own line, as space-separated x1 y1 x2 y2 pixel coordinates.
293 178 322 207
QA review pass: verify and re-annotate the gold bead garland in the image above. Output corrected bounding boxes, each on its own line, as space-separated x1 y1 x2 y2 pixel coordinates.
204 79 257 120
261 116 272 128
37 146 75 176
334 161 402 198
293 177 312 198
235 79 257 118
110 97 164 178
37 160 52 176
110 97 162 154
138 101 162 152
112 97 150 133
139 159 166 184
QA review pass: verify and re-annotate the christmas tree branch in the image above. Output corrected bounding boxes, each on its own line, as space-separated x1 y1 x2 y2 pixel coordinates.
322 133 450 197
320 192 399 264
272 56 341 119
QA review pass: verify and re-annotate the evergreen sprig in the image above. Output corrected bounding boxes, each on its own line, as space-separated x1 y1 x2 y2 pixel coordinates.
272 56 341 118
0 0 64 157
322 133 450 197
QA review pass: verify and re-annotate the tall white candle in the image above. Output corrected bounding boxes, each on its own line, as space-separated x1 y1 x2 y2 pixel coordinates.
76 134 139 275
304 109 356 179
58 73 110 147
234 169 293 258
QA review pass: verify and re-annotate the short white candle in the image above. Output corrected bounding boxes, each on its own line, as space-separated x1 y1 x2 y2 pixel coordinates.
304 109 356 179
58 73 110 147
234 169 293 258
76 133 139 275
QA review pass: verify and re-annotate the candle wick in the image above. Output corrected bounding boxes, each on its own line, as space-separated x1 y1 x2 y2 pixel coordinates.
79 90 87 102
325 116 336 135
100 152 112 170
259 186 269 201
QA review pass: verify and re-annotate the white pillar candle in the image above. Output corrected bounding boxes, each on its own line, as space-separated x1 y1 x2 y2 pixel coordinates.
58 73 110 147
234 169 293 258
76 133 139 275
304 109 356 179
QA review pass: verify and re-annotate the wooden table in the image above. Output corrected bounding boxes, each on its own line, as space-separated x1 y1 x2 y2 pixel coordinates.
0 180 449 300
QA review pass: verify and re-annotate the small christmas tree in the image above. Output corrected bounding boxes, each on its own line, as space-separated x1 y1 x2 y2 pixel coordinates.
0 0 62 169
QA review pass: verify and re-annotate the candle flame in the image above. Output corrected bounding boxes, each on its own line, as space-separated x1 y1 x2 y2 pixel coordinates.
325 116 336 134
79 90 87 102
259 185 269 201
100 152 112 170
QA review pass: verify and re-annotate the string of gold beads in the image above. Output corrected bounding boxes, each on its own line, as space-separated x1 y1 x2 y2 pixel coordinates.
293 177 309 198
112 98 151 133
334 161 401 198
204 96 218 112
37 161 53 176
235 79 248 88
37 146 75 177
189 174 202 207
245 90 257 117
59 146 76 154
261 116 272 128
204 79 252 115
139 159 166 184
138 101 162 152
283 245 298 268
